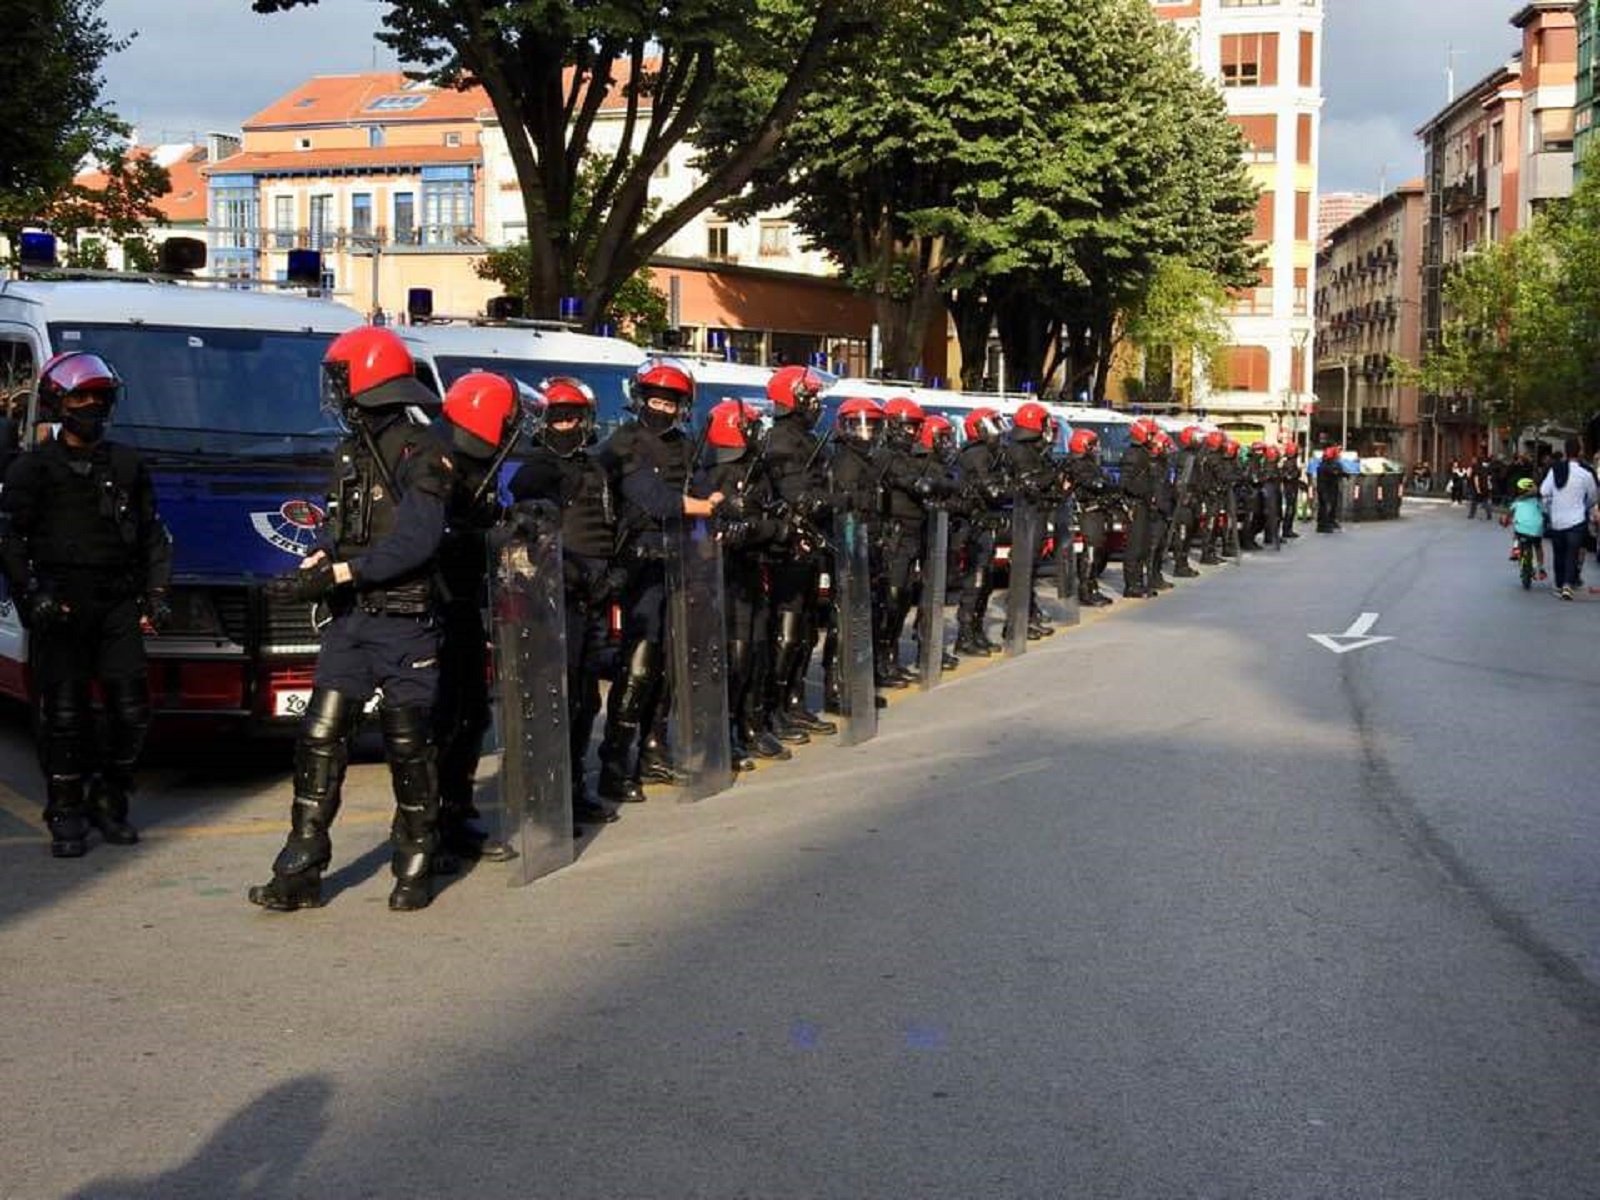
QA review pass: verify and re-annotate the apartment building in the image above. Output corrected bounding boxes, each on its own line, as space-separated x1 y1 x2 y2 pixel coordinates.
1152 0 1323 446
1313 181 1429 464
1416 2 1577 456
69 135 238 267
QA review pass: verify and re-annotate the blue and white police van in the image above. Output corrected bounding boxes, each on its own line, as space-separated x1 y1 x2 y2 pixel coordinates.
0 249 368 727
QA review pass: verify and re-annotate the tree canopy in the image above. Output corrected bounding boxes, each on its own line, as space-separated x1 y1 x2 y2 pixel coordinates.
0 0 168 248
253 0 875 328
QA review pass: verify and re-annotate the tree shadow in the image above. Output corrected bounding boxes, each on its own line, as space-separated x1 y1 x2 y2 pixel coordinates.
65 1075 333 1199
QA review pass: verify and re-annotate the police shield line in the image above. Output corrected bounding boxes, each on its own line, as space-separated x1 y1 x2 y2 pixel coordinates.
0 325 1334 909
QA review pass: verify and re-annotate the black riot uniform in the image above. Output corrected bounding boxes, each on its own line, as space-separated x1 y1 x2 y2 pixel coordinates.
1169 429 1203 577
1062 432 1115 606
1120 428 1158 597
593 360 709 803
508 376 622 826
910 417 962 667
0 352 171 857
953 409 1010 654
1000 404 1064 637
249 327 451 913
1281 447 1304 539
692 401 792 766
431 371 527 867
1316 447 1345 532
822 399 887 706
875 402 936 685
1147 438 1176 591
1195 437 1227 563
760 367 837 740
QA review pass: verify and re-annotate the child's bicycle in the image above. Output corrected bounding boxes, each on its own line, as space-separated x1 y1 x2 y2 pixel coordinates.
1513 534 1542 589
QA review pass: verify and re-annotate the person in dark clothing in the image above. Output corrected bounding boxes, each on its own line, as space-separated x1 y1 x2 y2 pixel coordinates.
1062 429 1116 606
591 359 722 803
953 406 1010 653
429 371 535 868
1001 401 1065 636
1316 444 1345 533
1468 457 1496 520
824 396 889 704
0 351 172 858
875 396 938 682
1120 419 1160 597
1168 426 1204 576
911 413 962 668
759 365 837 740
1281 443 1303 539
249 326 452 912
1147 431 1176 590
508 375 626 825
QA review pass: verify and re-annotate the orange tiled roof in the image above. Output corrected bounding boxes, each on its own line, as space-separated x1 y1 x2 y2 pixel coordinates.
247 61 662 131
244 73 489 129
74 145 210 225
204 144 481 176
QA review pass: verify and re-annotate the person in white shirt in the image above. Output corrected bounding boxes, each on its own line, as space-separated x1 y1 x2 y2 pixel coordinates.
1538 445 1599 599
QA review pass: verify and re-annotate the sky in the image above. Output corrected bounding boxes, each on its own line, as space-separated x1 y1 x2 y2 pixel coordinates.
99 0 1522 196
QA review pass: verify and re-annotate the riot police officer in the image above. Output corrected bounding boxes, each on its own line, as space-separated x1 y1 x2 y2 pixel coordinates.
693 400 791 767
430 371 530 868
953 407 1009 655
913 414 961 669
248 326 451 913
1120 419 1159 598
760 365 836 740
1196 430 1227 564
876 397 933 685
1281 443 1304 539
1147 431 1176 591
0 351 171 857
1316 444 1345 532
1001 402 1064 637
1062 428 1115 606
508 376 624 826
824 397 888 703
1169 426 1203 578
594 360 721 803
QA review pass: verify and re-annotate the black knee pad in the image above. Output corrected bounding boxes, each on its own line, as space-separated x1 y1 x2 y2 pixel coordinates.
381 704 437 825
610 640 661 725
37 683 91 779
101 675 152 773
293 689 357 802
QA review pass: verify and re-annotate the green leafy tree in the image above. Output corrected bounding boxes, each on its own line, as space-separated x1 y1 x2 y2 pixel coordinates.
1120 257 1231 407
0 0 168 250
254 0 873 328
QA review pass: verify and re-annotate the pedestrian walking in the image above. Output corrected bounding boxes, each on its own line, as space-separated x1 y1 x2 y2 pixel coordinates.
1538 446 1599 600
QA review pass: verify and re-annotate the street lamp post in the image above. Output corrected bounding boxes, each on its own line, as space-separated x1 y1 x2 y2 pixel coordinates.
1290 327 1310 449
1340 356 1351 448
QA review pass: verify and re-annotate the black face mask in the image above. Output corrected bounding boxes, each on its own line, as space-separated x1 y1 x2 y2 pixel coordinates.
639 404 678 434
62 401 111 443
544 424 586 457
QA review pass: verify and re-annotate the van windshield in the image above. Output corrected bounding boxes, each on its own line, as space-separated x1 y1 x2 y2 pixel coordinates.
47 323 340 457
434 355 637 436
1069 420 1132 465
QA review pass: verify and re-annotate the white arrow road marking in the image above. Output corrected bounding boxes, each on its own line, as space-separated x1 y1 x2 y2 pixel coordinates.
1308 611 1395 654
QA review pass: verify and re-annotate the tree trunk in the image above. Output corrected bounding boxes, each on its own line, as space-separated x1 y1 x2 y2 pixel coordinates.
994 288 1054 394
948 290 993 390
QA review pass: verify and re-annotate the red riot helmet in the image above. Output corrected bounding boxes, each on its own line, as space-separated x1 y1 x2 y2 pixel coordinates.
1129 417 1160 445
630 358 696 432
1012 402 1055 443
1068 428 1100 456
1263 444 1280 463
883 395 926 447
1178 425 1202 449
835 396 885 444
1152 432 1173 457
918 414 955 455
36 351 121 417
766 365 825 424
534 375 597 457
1203 429 1225 451
706 399 762 463
1223 439 1241 459
441 370 518 460
1323 444 1342 462
1283 442 1300 459
323 325 415 411
963 406 1004 443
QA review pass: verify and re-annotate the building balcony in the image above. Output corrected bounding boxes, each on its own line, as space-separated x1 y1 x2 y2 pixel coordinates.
228 224 487 254
1527 150 1575 202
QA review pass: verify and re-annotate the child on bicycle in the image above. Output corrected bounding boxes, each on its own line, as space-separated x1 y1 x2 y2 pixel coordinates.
1502 477 1547 580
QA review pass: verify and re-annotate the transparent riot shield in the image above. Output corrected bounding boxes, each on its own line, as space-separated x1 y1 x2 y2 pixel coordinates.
1265 482 1283 552
1223 490 1242 560
1005 500 1040 657
665 517 734 802
1053 503 1081 628
833 511 878 746
491 519 573 887
918 508 950 691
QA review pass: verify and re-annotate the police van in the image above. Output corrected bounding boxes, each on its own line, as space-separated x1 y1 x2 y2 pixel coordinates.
0 246 368 727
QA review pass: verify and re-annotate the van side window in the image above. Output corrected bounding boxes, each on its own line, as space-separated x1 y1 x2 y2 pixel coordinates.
0 340 37 467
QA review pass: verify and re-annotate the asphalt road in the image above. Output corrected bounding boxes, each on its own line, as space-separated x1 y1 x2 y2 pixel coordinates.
3 500 1599 1199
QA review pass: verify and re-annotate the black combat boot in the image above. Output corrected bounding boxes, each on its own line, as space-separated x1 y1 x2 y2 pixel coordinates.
85 772 139 845
383 706 439 913
43 776 89 859
248 690 353 911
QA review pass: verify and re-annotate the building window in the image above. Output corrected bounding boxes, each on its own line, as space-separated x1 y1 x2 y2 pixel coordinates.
422 179 473 243
1231 266 1272 314
1232 114 1277 163
351 192 373 238
1491 121 1503 164
309 194 332 250
295 136 312 151
213 185 258 251
368 126 385 149
1221 33 1279 88
1296 114 1313 165
443 131 462 148
758 220 791 257
1252 193 1275 242
1298 31 1315 88
1293 267 1309 315
707 224 731 261
1294 191 1311 242
273 195 294 249
394 192 416 245
1224 345 1272 392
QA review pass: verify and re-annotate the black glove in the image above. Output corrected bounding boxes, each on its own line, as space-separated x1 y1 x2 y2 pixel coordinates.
265 556 337 604
509 499 559 539
142 589 173 633
715 492 749 519
20 588 70 631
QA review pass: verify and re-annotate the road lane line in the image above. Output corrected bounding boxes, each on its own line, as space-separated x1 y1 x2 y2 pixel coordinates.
0 780 46 834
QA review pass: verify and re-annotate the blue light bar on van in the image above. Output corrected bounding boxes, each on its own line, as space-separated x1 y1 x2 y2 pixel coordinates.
930 376 944 389
909 365 924 382
559 296 583 320
1022 380 1036 394
810 351 828 368
596 322 616 339
707 330 726 351
19 231 57 268
406 287 435 320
